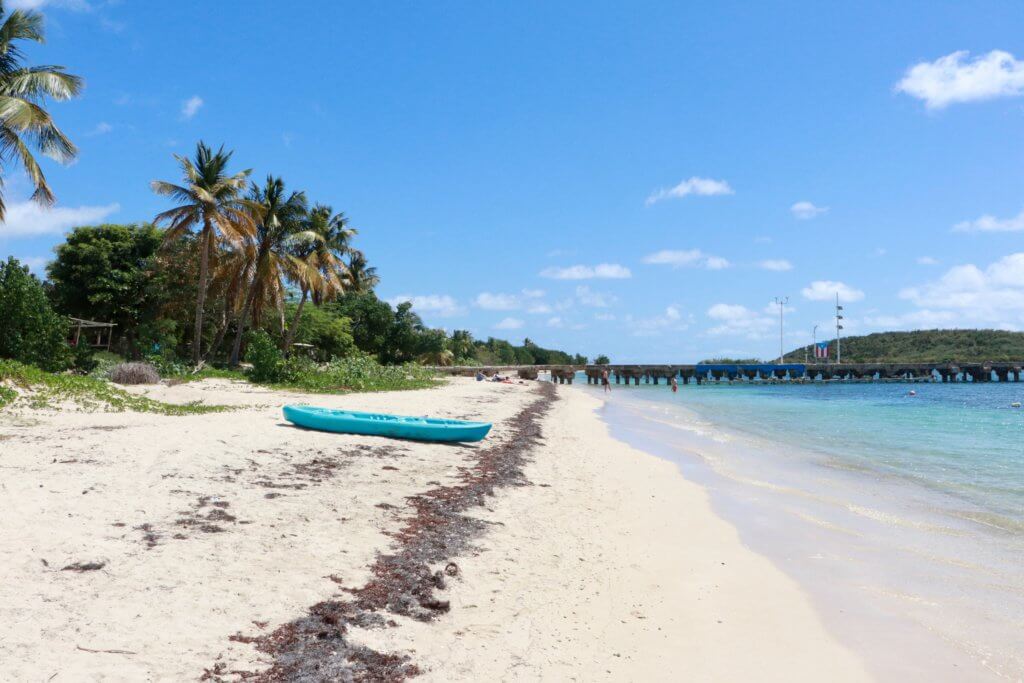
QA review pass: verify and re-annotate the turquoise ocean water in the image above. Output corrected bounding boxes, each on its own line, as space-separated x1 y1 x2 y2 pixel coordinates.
579 377 1024 680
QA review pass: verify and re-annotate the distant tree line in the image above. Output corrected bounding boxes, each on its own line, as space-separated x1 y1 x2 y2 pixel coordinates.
787 330 1024 363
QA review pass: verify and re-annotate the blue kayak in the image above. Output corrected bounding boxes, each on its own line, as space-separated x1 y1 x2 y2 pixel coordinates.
282 405 492 443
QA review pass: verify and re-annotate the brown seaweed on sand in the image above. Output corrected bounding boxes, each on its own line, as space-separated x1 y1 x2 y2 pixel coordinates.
208 382 555 681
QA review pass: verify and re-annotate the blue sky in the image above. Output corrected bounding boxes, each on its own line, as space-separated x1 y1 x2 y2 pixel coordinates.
2 1 1024 362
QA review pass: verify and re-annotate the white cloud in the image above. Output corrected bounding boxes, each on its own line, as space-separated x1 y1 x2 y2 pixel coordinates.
898 253 1024 325
475 292 520 310
917 256 939 266
953 208 1024 233
646 177 733 205
705 256 731 270
801 280 865 302
521 288 545 298
625 305 689 337
594 312 616 322
790 201 828 220
181 95 204 120
895 50 1024 109
526 302 552 315
0 201 120 237
759 259 793 271
87 122 113 136
14 255 49 274
546 317 563 328
494 317 523 330
575 285 615 308
387 294 464 317
706 303 775 339
540 263 631 280
642 249 730 270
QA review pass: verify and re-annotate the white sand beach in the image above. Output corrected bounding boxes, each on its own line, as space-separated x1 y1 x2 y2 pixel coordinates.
0 377 868 681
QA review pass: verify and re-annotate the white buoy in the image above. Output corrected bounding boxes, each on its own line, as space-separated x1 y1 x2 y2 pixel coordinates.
1012 402 1021 409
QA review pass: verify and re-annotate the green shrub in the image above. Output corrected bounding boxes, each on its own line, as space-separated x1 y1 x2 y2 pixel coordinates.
71 344 99 375
0 359 226 414
0 257 71 371
245 329 285 383
279 354 436 393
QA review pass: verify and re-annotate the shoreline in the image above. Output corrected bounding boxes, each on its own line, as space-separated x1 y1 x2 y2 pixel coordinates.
2 377 868 680
589 382 1024 680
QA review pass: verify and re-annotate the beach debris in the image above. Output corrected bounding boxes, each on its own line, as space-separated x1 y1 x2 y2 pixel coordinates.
61 560 106 572
76 645 136 655
109 362 160 385
210 382 555 682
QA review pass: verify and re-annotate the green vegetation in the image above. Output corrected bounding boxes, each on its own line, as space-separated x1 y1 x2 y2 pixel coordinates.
594 354 611 365
787 330 1024 363
245 329 435 392
700 357 764 364
0 360 227 414
0 257 70 371
46 223 165 344
0 19 584 398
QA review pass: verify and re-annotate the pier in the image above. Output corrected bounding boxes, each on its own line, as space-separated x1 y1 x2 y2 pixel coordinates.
433 362 1024 384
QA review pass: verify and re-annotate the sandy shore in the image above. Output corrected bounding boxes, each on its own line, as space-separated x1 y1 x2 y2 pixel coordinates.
0 377 868 680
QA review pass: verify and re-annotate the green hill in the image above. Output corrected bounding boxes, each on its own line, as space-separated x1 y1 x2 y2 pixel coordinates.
787 329 1024 364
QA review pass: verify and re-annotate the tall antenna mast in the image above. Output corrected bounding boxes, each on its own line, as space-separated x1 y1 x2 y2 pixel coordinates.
773 296 789 363
836 292 844 364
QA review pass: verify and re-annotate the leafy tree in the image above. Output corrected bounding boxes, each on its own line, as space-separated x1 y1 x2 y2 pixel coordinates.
260 302 356 362
382 301 424 364
416 328 452 365
46 223 163 350
0 5 82 219
331 291 395 359
0 257 69 370
151 141 254 363
229 176 315 365
594 354 610 365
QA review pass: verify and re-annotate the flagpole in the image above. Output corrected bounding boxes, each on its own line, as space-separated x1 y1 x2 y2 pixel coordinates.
836 292 843 364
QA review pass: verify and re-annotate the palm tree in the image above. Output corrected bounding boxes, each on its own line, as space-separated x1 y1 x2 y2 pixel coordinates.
282 204 355 352
151 142 253 364
0 4 82 220
228 176 316 366
345 249 379 293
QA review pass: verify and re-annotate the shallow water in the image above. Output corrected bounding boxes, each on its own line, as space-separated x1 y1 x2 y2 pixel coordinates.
580 378 1024 681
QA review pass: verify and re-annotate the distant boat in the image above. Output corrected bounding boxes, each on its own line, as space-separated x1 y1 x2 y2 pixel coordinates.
283 405 492 442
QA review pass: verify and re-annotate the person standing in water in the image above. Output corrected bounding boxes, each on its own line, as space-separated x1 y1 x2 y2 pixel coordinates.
601 369 611 393
671 376 678 393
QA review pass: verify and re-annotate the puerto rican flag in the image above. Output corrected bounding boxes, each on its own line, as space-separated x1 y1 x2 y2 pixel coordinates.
814 342 829 359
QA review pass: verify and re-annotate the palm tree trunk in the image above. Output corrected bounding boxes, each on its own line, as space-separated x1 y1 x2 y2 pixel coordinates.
229 247 268 367
283 287 309 354
192 224 213 365
205 298 233 363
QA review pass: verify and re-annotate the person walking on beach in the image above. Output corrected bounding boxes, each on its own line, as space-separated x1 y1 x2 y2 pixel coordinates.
601 369 611 393
671 376 678 393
